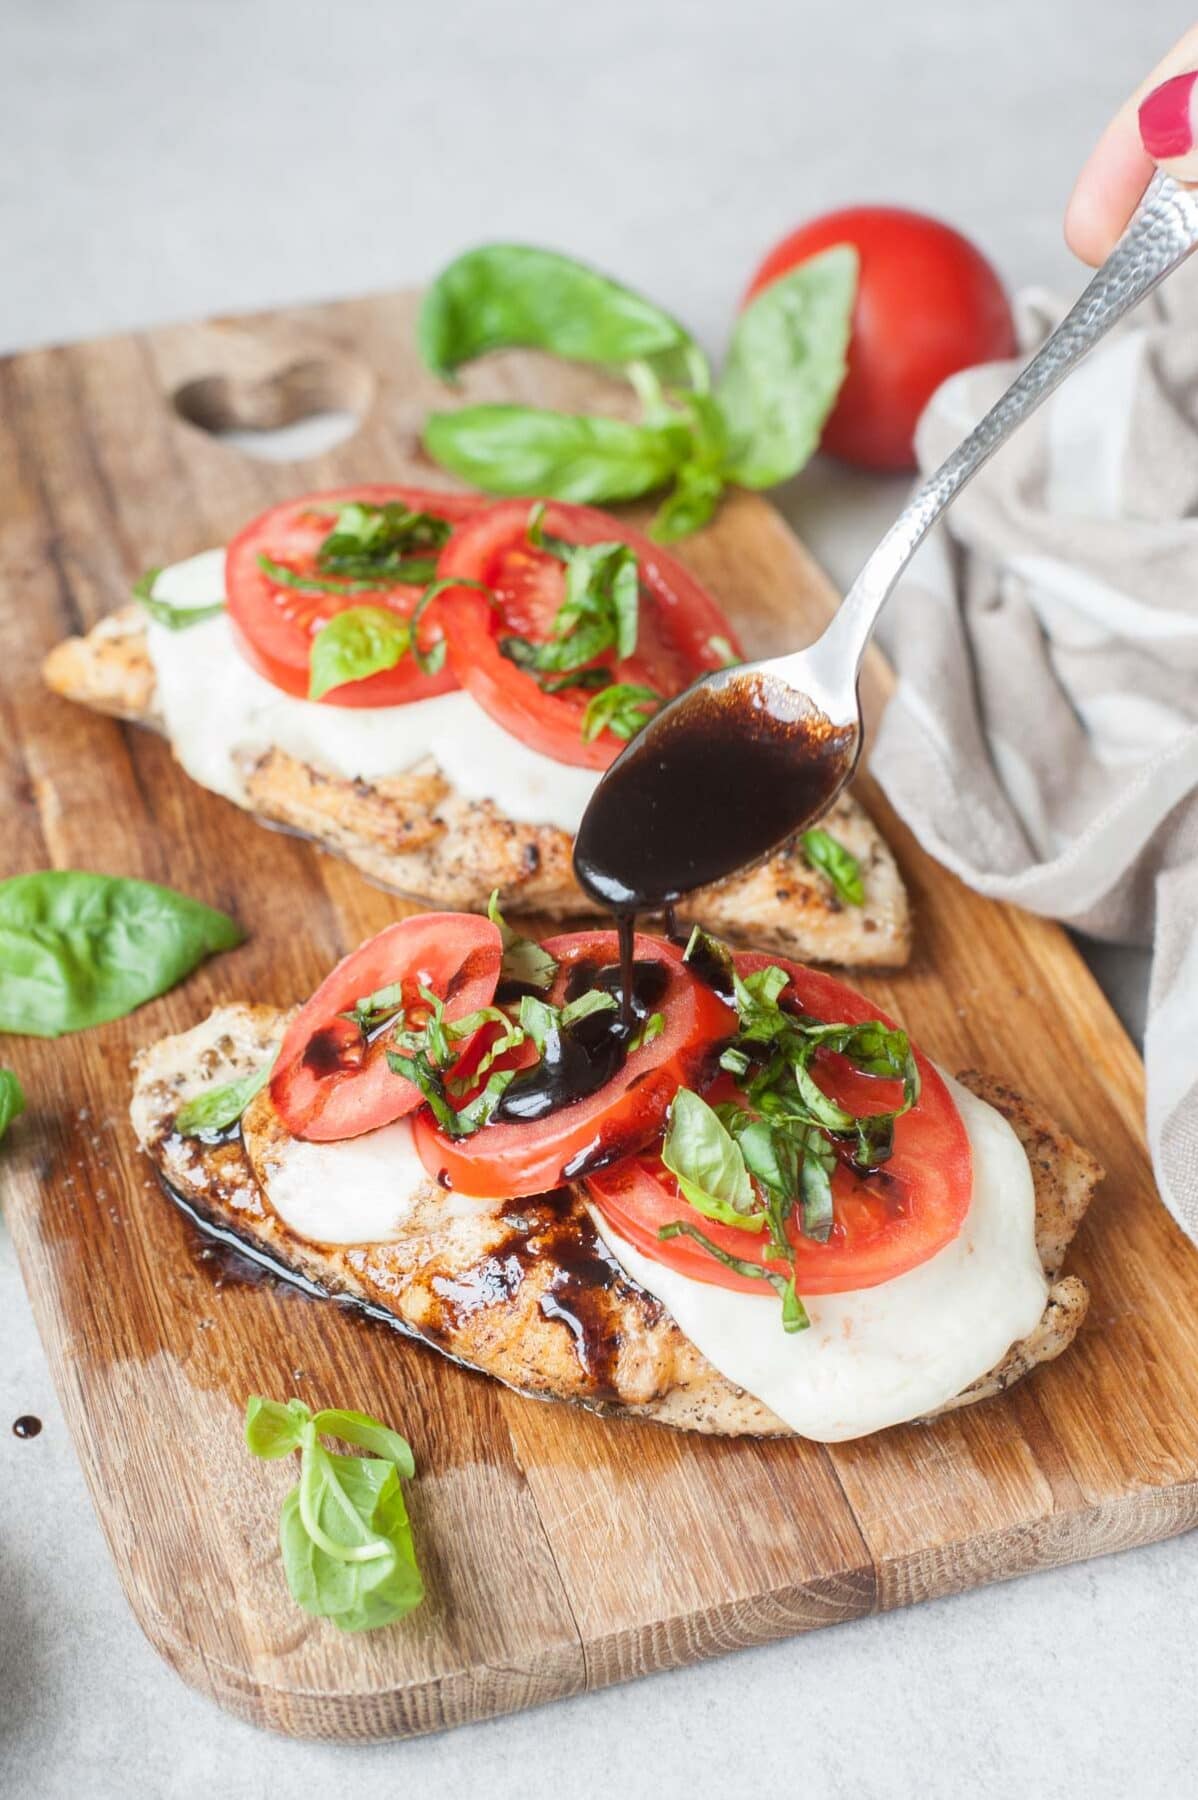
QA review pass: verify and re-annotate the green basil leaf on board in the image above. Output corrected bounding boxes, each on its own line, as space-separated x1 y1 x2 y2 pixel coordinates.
308 607 411 700
800 827 865 906
0 1068 25 1142
175 1057 276 1138
133 568 226 631
245 1396 423 1634
0 872 243 1038
717 246 858 488
660 1088 762 1231
423 406 688 506
418 244 706 387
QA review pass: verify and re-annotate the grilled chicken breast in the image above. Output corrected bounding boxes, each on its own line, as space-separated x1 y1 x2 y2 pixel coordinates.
45 609 911 966
131 1004 1101 1437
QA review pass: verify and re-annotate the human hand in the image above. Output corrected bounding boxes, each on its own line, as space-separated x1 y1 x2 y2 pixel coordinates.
1066 26 1198 266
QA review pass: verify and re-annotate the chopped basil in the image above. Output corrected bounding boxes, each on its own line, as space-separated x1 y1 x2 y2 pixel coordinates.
341 981 405 1034
175 1057 275 1137
385 984 522 1137
315 500 451 583
656 1221 809 1333
581 682 661 743
244 1396 423 1634
627 1010 664 1054
257 553 389 599
657 930 922 1330
499 510 640 679
801 828 865 907
487 892 558 992
133 567 225 631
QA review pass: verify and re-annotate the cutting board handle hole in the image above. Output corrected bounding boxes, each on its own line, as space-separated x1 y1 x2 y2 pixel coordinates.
172 356 374 462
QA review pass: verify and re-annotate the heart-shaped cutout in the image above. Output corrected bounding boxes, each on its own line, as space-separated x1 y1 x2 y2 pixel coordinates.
173 356 374 462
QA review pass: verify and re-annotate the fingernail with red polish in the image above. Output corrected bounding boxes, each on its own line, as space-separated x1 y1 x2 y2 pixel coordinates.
1139 70 1198 178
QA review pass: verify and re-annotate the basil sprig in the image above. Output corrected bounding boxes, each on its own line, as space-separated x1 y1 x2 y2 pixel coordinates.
418 243 856 542
0 872 242 1038
0 1068 25 1142
386 986 523 1137
801 828 865 907
245 1397 423 1634
133 567 225 631
657 930 921 1331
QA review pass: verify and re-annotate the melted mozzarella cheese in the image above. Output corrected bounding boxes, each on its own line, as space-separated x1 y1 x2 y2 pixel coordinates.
258 1115 432 1244
589 1073 1049 1442
144 549 599 832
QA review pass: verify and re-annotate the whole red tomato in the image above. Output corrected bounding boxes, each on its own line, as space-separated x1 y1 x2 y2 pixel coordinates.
744 206 1017 471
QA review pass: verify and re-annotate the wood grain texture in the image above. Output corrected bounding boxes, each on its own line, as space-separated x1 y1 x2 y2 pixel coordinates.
2 290 1197 1742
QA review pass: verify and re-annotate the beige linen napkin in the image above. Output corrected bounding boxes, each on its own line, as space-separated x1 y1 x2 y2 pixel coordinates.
870 269 1198 1237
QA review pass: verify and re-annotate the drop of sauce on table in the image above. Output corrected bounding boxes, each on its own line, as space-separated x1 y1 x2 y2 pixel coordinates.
12 1415 42 1439
573 670 857 915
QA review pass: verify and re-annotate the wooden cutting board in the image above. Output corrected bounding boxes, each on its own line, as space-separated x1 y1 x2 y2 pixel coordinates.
3 291 1197 1744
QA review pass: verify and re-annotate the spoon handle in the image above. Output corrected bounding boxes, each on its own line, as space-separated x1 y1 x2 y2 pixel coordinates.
814 171 1198 676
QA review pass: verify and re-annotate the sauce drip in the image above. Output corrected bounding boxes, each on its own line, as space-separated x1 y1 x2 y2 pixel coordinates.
300 1020 363 1078
12 1415 41 1439
573 671 856 913
495 957 669 1124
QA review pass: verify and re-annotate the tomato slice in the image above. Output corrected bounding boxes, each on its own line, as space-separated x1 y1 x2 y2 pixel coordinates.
225 485 484 706
587 953 973 1296
434 500 742 767
271 913 502 1142
411 930 735 1198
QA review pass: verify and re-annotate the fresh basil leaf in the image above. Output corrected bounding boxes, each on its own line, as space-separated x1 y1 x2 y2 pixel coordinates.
133 567 225 631
487 892 558 992
423 406 687 506
661 1087 761 1231
717 245 857 488
581 682 661 743
245 1395 311 1460
649 463 724 544
248 1397 423 1634
418 244 705 387
0 871 243 1038
175 1055 275 1137
311 1407 417 1479
309 607 411 701
801 828 865 907
0 1067 25 1142
560 989 618 1029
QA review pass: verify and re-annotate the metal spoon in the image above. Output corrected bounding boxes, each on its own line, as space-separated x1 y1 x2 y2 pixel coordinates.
573 172 1198 914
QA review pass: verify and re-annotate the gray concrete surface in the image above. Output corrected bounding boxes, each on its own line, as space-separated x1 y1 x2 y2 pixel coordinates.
0 1 1189 1795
